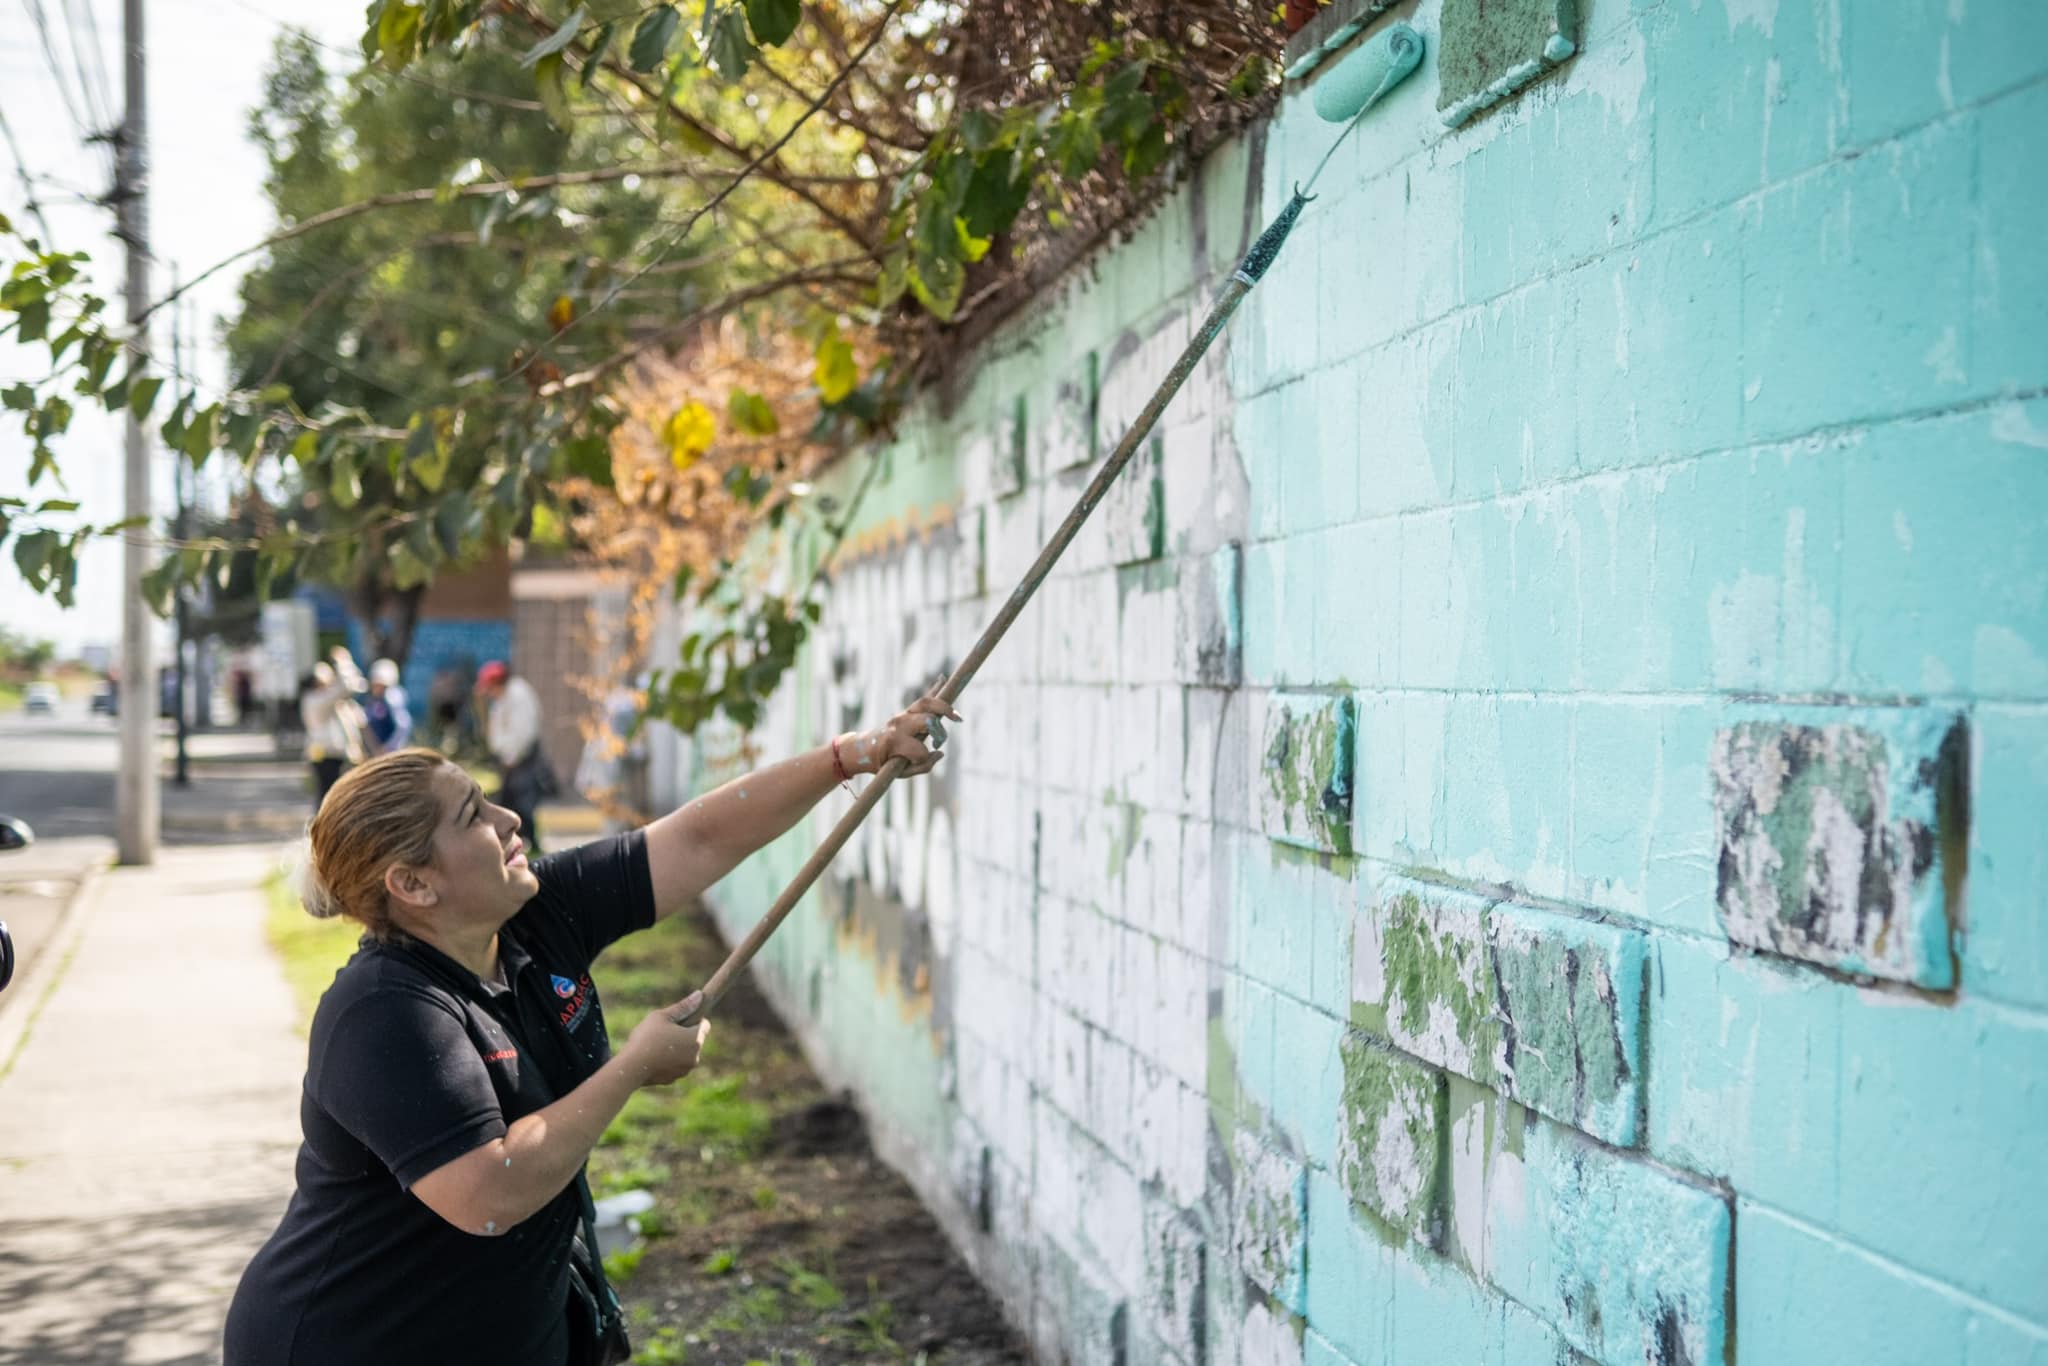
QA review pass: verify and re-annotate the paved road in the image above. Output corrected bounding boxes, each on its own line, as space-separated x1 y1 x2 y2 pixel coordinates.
0 705 311 845
0 842 302 1366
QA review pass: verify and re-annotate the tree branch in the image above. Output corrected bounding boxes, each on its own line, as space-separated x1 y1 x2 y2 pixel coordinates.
508 0 907 378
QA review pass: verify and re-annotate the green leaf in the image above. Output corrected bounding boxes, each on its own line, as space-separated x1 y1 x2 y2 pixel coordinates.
909 234 964 321
707 6 756 79
962 149 1033 238
520 4 587 66
35 395 74 440
410 439 451 493
563 433 614 486
742 0 801 46
12 528 57 588
813 329 857 404
726 389 779 436
32 498 80 514
723 465 770 504
290 430 319 465
330 454 363 510
628 4 679 69
2 383 32 411
376 0 423 70
15 298 50 343
180 404 219 463
1052 111 1103 177
580 20 616 88
126 375 163 419
959 108 1000 154
534 51 574 129
527 502 565 548
139 558 181 617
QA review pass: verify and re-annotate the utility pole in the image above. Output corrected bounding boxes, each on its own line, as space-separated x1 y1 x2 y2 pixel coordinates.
115 0 157 864
171 263 189 787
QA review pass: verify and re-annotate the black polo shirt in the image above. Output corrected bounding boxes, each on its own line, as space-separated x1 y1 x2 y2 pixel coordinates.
224 831 656 1366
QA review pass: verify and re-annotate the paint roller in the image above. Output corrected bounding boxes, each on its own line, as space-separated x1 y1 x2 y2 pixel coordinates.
684 25 1425 1021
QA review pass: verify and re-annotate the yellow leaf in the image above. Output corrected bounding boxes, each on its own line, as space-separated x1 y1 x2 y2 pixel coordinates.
814 328 858 405
548 294 575 331
664 400 716 469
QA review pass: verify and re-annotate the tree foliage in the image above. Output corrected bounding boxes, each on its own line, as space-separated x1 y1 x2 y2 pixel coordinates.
1 0 1282 730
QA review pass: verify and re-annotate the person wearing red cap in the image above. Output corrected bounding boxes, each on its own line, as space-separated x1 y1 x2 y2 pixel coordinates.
475 660 551 851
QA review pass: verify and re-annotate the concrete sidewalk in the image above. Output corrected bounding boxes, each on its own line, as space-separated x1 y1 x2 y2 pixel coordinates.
0 842 304 1366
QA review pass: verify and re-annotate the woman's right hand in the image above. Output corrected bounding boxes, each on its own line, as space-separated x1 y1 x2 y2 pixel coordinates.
623 990 710 1087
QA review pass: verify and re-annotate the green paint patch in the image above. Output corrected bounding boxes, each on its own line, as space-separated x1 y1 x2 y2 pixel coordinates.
1335 1030 1447 1241
1255 693 1357 856
1712 712 1965 988
1490 907 1645 1146
1104 795 1144 880
1379 886 1500 1084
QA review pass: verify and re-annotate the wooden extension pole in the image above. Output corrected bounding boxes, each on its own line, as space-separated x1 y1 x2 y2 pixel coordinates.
689 192 1314 1020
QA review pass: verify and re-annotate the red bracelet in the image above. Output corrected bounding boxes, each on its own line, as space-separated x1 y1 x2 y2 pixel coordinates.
830 733 851 784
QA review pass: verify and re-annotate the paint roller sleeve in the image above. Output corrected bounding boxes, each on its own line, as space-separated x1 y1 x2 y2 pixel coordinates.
1311 23 1424 124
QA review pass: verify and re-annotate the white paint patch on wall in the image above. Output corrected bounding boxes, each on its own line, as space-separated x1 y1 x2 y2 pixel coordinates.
1721 0 1780 38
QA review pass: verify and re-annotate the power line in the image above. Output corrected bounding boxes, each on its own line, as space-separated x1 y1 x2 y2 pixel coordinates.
60 0 117 138
0 100 55 241
17 0 99 143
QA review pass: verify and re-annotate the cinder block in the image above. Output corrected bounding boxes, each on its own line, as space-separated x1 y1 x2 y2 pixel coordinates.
1363 878 1649 1146
1039 351 1098 474
1738 1201 1981 1366
1710 706 1967 988
1966 706 2048 1009
1176 543 1244 688
1486 1115 1731 1366
1844 0 2048 149
1388 1248 1516 1364
1140 1193 1207 1366
1574 209 1745 472
1118 570 1178 687
1437 0 1578 127
1644 0 1837 228
1230 1129 1308 1314
1305 1170 1395 1364
1838 406 2048 698
1367 878 1501 1084
1335 1030 1448 1242
1737 116 1974 443
1977 86 2048 395
1488 901 1646 1146
1251 691 1356 855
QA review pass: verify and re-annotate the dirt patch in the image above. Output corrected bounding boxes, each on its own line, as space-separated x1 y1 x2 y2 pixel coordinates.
590 904 1027 1365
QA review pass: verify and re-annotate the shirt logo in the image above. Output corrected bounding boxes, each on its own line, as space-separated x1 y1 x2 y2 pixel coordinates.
481 1048 518 1064
556 972 595 1032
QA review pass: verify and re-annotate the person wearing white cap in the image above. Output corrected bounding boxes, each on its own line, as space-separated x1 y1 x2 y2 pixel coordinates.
363 658 414 756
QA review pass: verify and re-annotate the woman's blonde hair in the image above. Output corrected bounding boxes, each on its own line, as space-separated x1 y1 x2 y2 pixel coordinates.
302 748 455 939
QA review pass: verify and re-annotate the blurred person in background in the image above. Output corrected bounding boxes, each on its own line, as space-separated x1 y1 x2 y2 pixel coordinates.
362 659 414 756
476 661 553 853
300 649 368 811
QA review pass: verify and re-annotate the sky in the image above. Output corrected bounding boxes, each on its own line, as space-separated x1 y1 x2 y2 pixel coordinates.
0 0 362 656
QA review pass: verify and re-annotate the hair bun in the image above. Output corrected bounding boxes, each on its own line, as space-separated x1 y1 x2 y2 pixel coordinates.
288 838 343 920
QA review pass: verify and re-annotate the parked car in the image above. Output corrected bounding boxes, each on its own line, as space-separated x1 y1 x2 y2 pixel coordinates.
89 679 116 716
0 815 28 995
22 682 60 716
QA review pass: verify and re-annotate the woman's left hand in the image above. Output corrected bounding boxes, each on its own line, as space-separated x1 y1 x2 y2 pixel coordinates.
840 696 961 778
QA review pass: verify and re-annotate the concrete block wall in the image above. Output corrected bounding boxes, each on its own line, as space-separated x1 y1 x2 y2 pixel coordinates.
654 0 2048 1360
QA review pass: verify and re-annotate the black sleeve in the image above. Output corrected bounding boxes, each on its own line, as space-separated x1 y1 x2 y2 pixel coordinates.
310 989 506 1190
519 829 657 970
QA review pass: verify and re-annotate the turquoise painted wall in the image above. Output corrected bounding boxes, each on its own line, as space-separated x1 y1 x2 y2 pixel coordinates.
663 0 2048 1360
